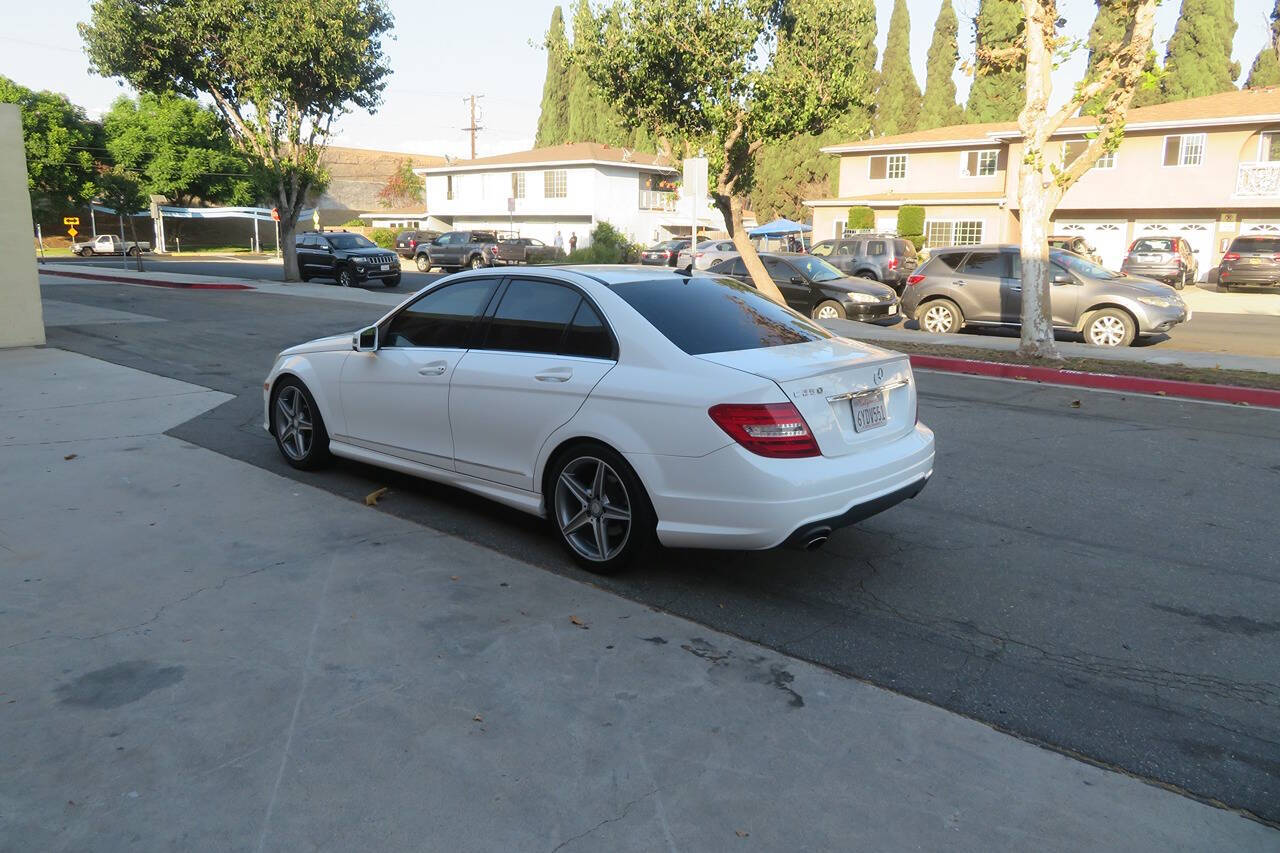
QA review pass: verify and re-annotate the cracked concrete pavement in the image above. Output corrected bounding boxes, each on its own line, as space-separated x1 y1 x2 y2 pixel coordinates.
2 346 1277 850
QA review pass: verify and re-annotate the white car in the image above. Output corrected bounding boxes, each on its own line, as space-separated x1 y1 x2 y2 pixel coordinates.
677 239 738 271
263 266 935 572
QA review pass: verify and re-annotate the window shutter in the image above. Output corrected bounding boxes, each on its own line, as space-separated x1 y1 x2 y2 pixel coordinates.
869 156 887 179
1163 137 1181 166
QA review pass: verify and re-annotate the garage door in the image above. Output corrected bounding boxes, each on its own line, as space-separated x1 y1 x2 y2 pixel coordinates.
1052 221 1127 269
1241 220 1280 236
1131 221 1214 280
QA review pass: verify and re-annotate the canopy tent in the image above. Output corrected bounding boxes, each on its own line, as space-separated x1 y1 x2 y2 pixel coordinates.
748 218 812 238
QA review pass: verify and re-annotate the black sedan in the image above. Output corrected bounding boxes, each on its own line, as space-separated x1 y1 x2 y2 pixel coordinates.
640 239 690 266
708 252 899 321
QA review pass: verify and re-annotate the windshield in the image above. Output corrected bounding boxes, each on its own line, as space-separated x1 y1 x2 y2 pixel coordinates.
1131 238 1175 253
326 234 376 250
1050 249 1121 279
788 255 845 283
810 243 833 257
608 275 834 355
652 240 684 250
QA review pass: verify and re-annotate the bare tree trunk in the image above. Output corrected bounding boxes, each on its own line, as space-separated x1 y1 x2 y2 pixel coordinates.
720 191 785 304
1017 176 1057 359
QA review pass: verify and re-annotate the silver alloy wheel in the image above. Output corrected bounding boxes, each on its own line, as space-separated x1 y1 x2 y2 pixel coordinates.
922 303 956 333
1088 314 1128 346
470 255 484 270
554 456 632 562
274 386 314 461
815 304 841 320
338 269 353 287
416 255 430 272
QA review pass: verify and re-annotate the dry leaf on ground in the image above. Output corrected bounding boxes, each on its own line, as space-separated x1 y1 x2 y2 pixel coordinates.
364 487 388 506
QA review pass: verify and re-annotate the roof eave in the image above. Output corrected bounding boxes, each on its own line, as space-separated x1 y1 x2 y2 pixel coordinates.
420 158 676 175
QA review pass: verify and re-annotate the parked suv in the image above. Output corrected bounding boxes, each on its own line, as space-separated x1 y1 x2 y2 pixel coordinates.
1120 236 1198 289
809 235 918 293
1218 235 1280 291
901 245 1188 347
296 231 401 287
413 230 500 272
394 229 439 260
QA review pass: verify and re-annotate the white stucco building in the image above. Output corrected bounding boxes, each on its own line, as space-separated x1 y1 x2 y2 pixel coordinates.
418 142 725 246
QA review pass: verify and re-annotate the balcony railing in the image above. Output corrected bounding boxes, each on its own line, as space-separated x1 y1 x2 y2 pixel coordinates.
638 190 677 211
1235 161 1280 197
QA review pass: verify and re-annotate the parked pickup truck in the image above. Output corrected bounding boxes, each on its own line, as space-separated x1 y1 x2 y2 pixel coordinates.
71 234 150 256
491 237 566 266
412 230 500 272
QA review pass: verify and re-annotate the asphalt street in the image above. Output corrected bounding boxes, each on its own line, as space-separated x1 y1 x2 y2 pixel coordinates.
48 253 1280 356
39 275 1280 825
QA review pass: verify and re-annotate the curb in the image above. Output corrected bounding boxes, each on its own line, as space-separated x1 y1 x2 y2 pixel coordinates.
40 269 254 291
909 354 1280 409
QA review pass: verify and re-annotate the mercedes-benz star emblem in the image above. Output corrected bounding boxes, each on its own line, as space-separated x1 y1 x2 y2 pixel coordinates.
873 367 884 384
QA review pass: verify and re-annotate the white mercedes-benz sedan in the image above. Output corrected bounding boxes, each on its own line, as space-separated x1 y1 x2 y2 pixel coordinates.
263 266 935 572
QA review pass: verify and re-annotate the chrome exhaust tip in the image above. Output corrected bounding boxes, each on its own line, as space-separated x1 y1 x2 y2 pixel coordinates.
804 529 832 551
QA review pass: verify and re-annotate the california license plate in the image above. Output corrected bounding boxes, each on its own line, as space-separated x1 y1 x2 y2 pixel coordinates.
851 392 888 433
1250 257 1261 265
380 264 390 271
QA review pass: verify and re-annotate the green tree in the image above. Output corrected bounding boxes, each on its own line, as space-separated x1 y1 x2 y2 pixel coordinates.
966 0 1025 122
751 0 876 222
1159 0 1240 101
1084 0 1162 110
102 92 256 207
81 0 394 281
1246 0 1280 88
919 0 964 129
0 76 100 219
376 158 425 208
94 167 148 271
566 1 632 145
535 6 572 146
874 0 921 135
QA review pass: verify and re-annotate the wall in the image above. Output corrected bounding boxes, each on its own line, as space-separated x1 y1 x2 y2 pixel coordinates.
838 147 1008 198
0 104 45 348
811 203 1014 247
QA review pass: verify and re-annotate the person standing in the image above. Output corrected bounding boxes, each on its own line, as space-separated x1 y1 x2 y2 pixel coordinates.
569 232 578 253
554 230 564 250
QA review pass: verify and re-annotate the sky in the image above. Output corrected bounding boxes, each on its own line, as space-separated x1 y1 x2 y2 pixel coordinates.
0 0 1271 159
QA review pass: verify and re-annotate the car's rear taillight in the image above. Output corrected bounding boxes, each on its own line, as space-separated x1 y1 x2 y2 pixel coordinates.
1222 252 1240 262
906 274 925 286
708 403 820 458
887 257 899 270
695 252 704 258
409 239 417 248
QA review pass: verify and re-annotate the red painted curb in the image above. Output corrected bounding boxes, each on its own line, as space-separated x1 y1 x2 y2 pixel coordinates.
909 354 1280 409
40 269 254 290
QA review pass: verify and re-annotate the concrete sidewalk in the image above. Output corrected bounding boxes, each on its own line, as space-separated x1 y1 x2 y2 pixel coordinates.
1 345 1273 851
826 317 1280 374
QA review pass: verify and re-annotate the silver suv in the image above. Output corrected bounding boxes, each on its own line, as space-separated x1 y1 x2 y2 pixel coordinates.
901 245 1189 347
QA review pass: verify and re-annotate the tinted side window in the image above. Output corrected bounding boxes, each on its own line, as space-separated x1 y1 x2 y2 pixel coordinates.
929 252 965 272
482 279 581 354
837 242 859 256
958 252 1008 277
384 280 497 348
610 276 834 355
866 240 886 255
763 257 793 282
725 257 747 276
895 239 916 257
560 301 613 359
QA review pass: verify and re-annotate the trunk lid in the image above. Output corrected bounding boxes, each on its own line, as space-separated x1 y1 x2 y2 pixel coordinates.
698 339 916 458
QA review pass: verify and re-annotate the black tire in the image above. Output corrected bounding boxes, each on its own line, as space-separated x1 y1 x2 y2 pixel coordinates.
270 378 331 470
337 267 355 288
857 269 881 282
127 247 138 257
385 274 401 288
415 254 431 272
918 298 964 334
83 247 94 257
546 441 655 574
1083 308 1136 347
1172 271 1186 290
812 300 847 320
469 254 486 270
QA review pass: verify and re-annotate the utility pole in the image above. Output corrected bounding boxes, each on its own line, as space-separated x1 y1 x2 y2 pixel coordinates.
462 94 484 159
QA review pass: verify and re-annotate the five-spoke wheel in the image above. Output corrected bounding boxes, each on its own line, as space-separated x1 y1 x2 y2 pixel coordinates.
271 379 331 470
549 446 652 573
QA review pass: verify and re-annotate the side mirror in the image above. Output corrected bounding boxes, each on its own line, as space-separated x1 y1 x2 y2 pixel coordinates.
353 325 378 352
1051 270 1073 284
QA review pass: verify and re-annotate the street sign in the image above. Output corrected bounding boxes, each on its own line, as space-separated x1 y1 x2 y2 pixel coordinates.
67 227 78 238
63 216 80 226
683 156 708 242
271 207 280 222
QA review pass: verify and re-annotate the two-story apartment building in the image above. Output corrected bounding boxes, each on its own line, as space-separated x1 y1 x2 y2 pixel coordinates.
805 87 1280 277
419 142 724 247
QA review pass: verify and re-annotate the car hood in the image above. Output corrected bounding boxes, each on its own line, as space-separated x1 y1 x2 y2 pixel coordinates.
345 247 394 258
1105 275 1179 298
279 333 353 357
831 276 897 298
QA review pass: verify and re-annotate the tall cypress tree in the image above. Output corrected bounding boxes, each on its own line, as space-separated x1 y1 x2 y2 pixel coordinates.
1246 0 1280 88
565 0 630 145
1159 0 1241 101
874 0 921 135
966 0 1025 122
1084 0 1161 109
918 0 964 129
534 7 570 147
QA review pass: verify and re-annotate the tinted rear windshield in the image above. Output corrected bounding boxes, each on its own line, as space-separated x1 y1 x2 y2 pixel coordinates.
1229 237 1280 253
609 275 834 355
1131 238 1175 253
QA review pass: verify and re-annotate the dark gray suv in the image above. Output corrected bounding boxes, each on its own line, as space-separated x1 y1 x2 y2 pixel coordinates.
810 235 918 292
900 245 1189 347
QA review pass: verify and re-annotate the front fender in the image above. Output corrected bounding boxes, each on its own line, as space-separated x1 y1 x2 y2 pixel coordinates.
265 351 350 437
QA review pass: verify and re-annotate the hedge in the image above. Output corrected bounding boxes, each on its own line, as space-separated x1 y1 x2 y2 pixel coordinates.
369 227 396 249
847 206 875 231
897 205 925 236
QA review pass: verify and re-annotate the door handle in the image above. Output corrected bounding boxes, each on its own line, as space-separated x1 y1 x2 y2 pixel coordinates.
535 367 573 382
952 279 966 286
418 361 448 376
1008 286 1022 292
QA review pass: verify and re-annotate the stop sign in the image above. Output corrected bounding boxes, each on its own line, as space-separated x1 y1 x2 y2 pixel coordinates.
270 207 280 222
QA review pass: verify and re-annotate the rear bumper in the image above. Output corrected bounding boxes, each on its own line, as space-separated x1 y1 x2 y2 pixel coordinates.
1219 267 1280 286
626 424 935 550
